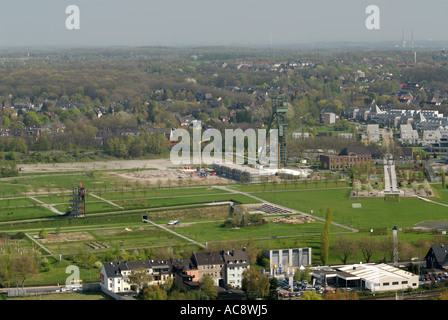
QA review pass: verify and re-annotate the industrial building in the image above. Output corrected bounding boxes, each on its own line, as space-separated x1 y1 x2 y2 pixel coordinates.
311 263 419 293
262 248 312 275
212 163 309 183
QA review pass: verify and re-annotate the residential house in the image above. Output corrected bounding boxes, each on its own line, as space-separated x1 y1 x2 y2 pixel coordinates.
400 124 419 145
100 260 155 294
100 248 250 295
178 116 198 127
320 110 337 124
425 245 448 270
222 249 250 289
192 251 225 286
365 124 381 143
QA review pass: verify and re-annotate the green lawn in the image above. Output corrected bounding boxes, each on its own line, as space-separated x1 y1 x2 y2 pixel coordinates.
97 186 228 201
171 219 347 243
432 184 448 205
113 193 260 210
252 188 448 229
0 206 56 222
231 180 350 193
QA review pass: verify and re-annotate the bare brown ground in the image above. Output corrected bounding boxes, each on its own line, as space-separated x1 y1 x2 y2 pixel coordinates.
38 232 94 243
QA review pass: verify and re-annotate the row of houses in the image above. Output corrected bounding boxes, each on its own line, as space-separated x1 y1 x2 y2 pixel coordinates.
400 124 448 149
345 105 448 130
100 245 448 296
100 248 250 294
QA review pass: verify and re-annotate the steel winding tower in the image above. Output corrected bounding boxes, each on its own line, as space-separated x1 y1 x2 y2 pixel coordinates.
265 96 288 168
70 183 86 218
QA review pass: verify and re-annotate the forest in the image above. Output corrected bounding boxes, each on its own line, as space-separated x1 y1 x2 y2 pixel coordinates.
0 46 448 168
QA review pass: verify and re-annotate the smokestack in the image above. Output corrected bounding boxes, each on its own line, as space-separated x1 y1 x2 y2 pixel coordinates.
393 226 399 266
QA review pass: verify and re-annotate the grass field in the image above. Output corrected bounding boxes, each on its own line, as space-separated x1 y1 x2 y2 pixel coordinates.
172 218 347 243
251 187 448 229
1 166 448 289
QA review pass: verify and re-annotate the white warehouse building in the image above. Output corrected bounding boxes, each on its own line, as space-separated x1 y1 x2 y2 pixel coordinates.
311 263 419 293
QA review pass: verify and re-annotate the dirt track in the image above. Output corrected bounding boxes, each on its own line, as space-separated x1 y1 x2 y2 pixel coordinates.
18 159 172 173
18 158 234 187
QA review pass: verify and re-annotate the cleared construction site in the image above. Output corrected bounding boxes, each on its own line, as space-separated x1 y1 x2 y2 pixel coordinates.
212 162 310 183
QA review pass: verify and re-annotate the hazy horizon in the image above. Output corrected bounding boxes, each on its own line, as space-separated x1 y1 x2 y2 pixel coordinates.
0 1 447 48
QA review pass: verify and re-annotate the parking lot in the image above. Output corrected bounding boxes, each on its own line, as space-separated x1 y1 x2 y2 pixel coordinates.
277 278 326 299
276 271 448 299
420 272 448 284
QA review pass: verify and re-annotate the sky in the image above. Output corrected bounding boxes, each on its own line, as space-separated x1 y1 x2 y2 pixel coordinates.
0 0 447 48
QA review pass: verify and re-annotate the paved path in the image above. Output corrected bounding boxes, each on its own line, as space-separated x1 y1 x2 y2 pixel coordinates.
26 195 65 215
143 219 207 249
212 185 358 233
25 233 54 255
89 193 124 210
417 196 448 207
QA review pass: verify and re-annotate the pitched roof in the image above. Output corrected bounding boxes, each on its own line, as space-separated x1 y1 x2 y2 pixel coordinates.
426 245 448 266
193 251 224 266
102 260 152 278
222 249 250 266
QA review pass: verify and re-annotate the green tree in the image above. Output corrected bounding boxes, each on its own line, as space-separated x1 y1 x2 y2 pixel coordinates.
11 251 38 289
128 267 153 294
198 274 217 300
301 291 323 300
302 264 312 282
242 267 270 299
332 236 358 265
358 236 378 263
138 284 167 300
39 229 47 239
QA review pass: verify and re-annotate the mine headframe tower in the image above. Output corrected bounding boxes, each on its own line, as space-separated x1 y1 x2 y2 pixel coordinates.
70 183 86 218
262 96 288 168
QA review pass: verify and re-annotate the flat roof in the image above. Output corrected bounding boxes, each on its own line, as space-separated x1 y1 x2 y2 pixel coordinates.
312 263 418 284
